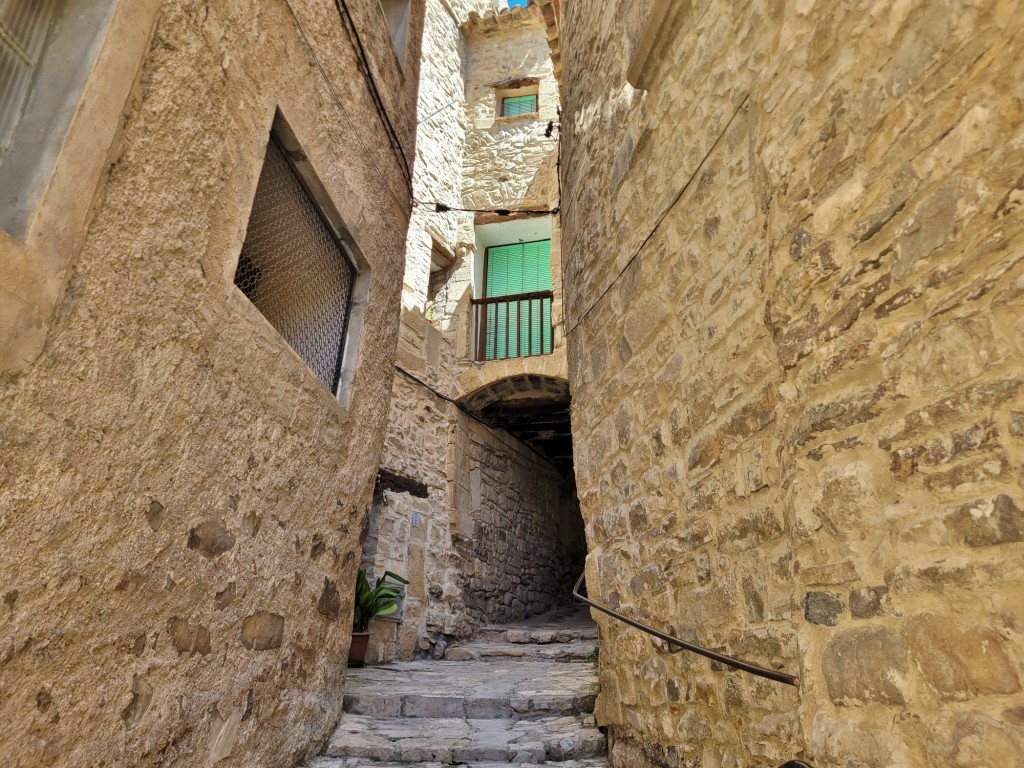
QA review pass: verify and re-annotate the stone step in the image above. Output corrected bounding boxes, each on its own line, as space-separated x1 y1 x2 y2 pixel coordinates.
323 714 606 763
343 660 598 720
311 762 608 768
343 690 597 720
443 640 597 663
474 627 598 645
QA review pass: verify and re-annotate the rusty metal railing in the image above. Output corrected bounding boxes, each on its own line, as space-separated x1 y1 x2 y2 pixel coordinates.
573 572 800 687
472 290 554 361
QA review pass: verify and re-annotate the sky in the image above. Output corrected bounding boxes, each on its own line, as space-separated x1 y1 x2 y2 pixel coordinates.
507 0 529 7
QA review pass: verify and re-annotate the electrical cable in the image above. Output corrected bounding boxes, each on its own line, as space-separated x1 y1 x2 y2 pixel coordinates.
412 199 558 216
418 97 460 125
334 0 414 194
411 118 563 217
281 0 408 213
562 93 750 338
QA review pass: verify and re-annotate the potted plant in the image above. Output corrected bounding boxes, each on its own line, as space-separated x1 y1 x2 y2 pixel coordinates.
348 568 409 667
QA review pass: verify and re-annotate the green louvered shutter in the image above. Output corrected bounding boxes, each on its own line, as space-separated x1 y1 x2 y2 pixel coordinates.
501 94 538 117
483 240 552 359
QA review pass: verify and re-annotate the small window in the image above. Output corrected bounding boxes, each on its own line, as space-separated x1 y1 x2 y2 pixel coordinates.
379 0 409 67
493 80 540 119
0 0 60 160
235 133 357 392
501 94 538 117
427 238 455 305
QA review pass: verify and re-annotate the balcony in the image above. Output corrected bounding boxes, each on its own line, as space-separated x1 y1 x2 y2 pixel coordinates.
472 290 554 362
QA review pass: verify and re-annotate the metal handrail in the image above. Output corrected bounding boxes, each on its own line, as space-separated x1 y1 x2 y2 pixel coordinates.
573 572 800 687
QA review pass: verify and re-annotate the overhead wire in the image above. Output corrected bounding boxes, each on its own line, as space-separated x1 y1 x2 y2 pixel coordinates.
418 97 460 125
333 0 414 195
412 199 558 216
412 119 562 217
281 0 408 212
562 93 751 338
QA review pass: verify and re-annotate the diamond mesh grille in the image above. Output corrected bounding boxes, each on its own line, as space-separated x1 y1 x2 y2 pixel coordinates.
235 136 355 391
0 0 59 154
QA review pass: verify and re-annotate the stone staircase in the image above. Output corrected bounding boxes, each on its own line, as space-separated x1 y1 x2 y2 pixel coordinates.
307 609 605 768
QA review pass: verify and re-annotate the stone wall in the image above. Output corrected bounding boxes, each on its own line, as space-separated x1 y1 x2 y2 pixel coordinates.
561 2 1024 767
365 350 471 658
402 0 475 315
462 4 560 211
0 0 423 765
373 310 582 654
454 414 585 625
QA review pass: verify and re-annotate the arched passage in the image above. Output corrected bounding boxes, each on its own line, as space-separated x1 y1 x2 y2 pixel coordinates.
453 375 585 624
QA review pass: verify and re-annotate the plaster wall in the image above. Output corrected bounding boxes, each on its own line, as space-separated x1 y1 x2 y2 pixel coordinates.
0 0 423 765
561 1 1024 766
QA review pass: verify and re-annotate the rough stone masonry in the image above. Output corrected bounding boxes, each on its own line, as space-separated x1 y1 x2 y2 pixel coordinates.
366 0 576 663
0 0 423 765
561 1 1024 767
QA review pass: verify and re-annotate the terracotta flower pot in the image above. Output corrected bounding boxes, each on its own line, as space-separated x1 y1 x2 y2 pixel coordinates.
348 632 370 667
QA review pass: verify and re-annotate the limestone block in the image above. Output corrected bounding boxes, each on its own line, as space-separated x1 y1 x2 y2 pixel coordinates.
822 628 912 706
905 615 1021 701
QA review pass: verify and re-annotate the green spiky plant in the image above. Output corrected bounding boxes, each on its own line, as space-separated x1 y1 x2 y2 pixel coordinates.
353 568 409 633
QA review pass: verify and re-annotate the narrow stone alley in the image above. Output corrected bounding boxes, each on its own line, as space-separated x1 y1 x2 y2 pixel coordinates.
307 609 605 767
2 0 1022 766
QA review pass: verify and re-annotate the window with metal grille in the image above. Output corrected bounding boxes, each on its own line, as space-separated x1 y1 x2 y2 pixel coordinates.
501 94 538 117
235 135 356 392
0 0 59 159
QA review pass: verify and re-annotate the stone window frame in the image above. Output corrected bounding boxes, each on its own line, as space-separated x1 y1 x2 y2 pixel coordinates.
0 0 120 239
492 76 540 121
426 237 456 306
232 111 373 408
0 0 161 374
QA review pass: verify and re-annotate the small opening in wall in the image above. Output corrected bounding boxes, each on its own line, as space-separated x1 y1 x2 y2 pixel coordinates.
494 80 540 119
378 0 410 67
427 238 456 307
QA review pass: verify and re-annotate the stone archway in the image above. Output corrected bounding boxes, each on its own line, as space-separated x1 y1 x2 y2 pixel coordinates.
460 374 573 471
451 374 585 625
